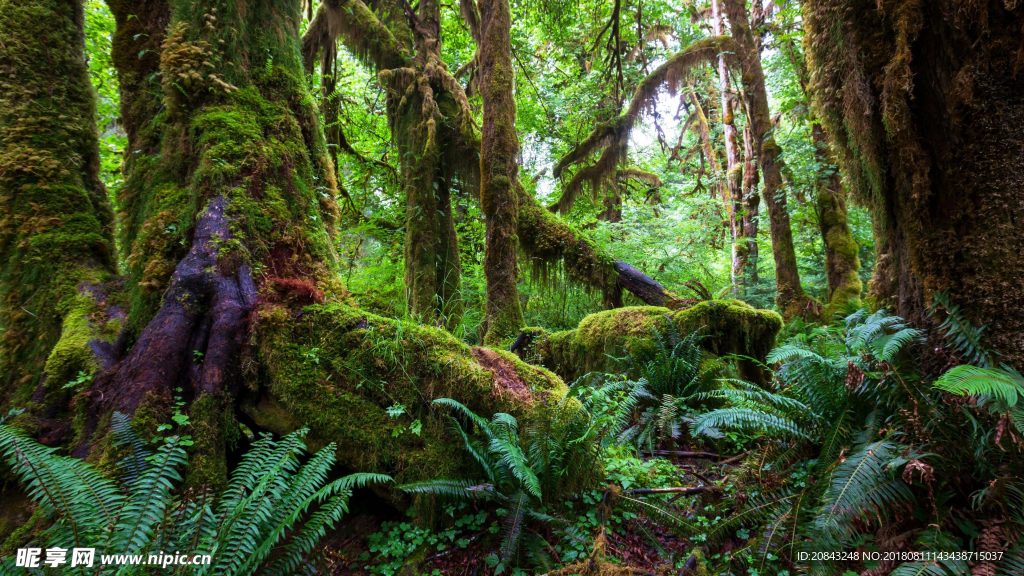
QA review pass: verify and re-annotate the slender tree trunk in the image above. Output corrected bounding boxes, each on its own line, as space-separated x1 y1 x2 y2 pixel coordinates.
0 0 117 416
723 0 813 318
711 0 744 295
739 124 760 288
478 0 525 343
780 36 862 313
812 123 862 314
805 0 1024 364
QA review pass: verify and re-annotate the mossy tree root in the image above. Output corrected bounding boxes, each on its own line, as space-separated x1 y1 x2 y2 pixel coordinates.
244 301 565 489
99 197 257 414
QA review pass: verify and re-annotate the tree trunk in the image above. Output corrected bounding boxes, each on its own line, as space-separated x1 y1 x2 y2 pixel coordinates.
723 0 814 319
736 124 760 289
478 0 525 343
804 0 1024 364
0 0 565 494
780 36 862 314
812 123 862 315
0 0 117 416
711 0 744 295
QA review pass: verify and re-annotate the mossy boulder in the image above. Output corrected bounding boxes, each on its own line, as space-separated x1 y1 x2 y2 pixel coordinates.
243 302 565 488
529 300 783 383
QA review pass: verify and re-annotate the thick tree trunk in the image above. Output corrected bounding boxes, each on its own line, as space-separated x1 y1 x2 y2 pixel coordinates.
723 0 813 319
805 0 1024 364
478 0 526 343
0 0 117 416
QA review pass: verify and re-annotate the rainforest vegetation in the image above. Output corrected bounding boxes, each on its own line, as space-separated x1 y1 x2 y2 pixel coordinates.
1 0 1023 574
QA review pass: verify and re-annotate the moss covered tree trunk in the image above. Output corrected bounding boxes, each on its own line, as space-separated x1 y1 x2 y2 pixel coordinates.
724 0 813 318
812 123 862 315
737 124 760 289
805 0 1024 363
478 0 526 343
781 37 862 315
0 0 117 418
711 0 746 295
0 0 566 495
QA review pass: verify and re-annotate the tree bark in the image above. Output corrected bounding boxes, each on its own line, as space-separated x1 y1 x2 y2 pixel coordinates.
0 0 117 415
804 0 1024 364
711 0 745 295
812 123 862 314
478 0 525 343
779 36 862 314
723 0 814 319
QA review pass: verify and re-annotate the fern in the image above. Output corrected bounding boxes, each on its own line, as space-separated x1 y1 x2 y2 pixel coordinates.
691 407 807 440
929 290 995 367
111 411 153 487
934 364 1024 407
0 421 372 576
812 439 913 545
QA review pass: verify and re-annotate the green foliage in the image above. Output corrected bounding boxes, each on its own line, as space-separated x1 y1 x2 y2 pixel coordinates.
398 396 604 571
0 417 390 575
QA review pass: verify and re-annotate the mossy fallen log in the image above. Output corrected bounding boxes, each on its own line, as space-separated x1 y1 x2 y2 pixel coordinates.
513 300 783 384
242 302 565 486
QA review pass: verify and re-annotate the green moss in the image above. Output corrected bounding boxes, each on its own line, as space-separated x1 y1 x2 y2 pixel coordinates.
0 0 116 403
186 393 229 491
534 300 783 382
245 302 565 485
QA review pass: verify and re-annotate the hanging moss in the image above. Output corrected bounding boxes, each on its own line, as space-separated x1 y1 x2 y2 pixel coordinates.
527 300 782 383
245 301 564 485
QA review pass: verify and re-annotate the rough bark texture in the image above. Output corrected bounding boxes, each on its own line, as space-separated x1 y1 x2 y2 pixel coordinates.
478 0 525 344
804 0 1024 363
0 0 117 412
724 0 813 318
92 0 347 488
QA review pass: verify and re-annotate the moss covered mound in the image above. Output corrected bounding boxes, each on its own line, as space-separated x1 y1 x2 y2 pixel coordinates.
532 300 783 382
245 302 564 486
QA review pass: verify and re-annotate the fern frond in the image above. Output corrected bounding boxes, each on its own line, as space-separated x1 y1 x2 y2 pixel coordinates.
433 398 491 431
813 440 912 543
111 411 153 487
691 408 806 441
334 472 394 490
398 479 495 500
261 493 351 576
997 544 1024 576
934 365 1024 407
499 490 529 562
115 437 187 553
616 495 696 535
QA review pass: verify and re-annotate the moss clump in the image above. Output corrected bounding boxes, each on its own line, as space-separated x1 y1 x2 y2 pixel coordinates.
245 302 564 486
533 300 783 383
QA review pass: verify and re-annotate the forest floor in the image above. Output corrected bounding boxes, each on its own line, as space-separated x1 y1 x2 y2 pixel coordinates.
315 452 735 575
